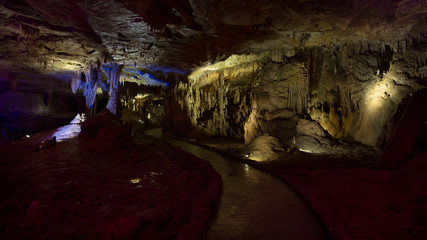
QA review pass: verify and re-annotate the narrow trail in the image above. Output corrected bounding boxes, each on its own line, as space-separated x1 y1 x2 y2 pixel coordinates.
144 129 331 240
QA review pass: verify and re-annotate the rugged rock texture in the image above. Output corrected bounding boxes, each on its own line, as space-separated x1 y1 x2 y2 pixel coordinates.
379 88 427 169
0 80 82 139
2 0 427 238
2 0 427 154
0 111 222 240
166 54 263 138
2 0 427 82
164 40 427 165
256 151 427 240
3 0 427 73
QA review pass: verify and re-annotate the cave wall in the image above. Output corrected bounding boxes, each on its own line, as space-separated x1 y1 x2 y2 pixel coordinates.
307 41 417 147
163 55 262 138
379 88 427 169
164 40 425 151
0 89 81 140
119 82 168 135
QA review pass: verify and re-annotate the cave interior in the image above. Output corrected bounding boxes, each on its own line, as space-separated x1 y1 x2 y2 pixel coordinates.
1 0 427 239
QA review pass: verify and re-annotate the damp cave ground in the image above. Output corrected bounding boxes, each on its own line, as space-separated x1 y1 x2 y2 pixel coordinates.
0 128 221 240
181 134 427 240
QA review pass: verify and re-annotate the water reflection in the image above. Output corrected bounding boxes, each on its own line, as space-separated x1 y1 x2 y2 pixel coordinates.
145 129 330 240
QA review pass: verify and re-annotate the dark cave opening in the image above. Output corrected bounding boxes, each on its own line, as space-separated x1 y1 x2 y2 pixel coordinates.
378 45 393 75
414 121 427 152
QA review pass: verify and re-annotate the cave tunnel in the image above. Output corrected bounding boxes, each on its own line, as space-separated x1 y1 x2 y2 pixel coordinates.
1 0 427 239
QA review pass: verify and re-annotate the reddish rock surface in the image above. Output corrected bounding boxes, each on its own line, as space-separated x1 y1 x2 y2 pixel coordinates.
0 112 221 240
379 88 427 170
188 134 427 240
256 152 427 240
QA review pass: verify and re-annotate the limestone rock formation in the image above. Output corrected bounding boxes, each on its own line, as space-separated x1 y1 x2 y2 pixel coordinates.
1 0 427 165
3 0 427 239
165 41 426 162
243 135 283 161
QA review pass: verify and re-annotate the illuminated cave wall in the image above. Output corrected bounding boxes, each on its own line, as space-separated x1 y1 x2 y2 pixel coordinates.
164 54 263 138
307 41 419 147
70 63 171 135
71 62 123 115
166 40 425 149
119 82 168 135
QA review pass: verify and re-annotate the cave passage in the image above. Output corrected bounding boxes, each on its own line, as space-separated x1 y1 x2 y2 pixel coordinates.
144 128 331 240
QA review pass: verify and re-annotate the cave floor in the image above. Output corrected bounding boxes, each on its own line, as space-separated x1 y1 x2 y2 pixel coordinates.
0 131 221 240
2 124 427 240
181 134 427 240
143 128 331 240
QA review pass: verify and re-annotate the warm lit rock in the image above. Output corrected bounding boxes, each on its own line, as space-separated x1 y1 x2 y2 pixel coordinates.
243 134 283 161
296 119 326 140
2 0 427 239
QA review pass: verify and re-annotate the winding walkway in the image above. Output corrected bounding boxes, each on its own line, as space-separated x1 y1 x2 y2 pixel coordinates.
145 129 331 240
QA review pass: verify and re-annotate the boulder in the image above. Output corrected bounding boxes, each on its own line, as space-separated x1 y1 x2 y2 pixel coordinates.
244 135 283 161
296 119 326 140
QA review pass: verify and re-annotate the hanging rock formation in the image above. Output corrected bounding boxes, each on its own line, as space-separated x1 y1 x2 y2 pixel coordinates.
164 54 263 138
2 0 427 164
71 62 123 115
165 40 426 159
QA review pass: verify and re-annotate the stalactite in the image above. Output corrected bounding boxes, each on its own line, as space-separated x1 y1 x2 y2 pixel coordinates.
340 86 352 112
71 71 81 94
106 91 117 115
72 62 122 114
271 48 283 63
286 83 309 114
20 24 40 42
83 76 97 108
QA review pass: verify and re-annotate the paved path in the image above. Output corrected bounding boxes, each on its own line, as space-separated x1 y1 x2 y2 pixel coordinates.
145 129 331 240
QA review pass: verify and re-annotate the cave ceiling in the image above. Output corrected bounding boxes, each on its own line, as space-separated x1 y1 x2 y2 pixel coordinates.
1 0 427 90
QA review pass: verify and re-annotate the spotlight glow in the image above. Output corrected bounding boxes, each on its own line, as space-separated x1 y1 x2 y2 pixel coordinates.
299 148 313 153
130 178 141 184
188 53 266 87
244 164 249 172
50 113 86 141
365 74 396 112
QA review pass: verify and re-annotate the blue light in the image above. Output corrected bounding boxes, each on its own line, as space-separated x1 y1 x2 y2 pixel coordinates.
123 68 170 87
145 65 189 75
